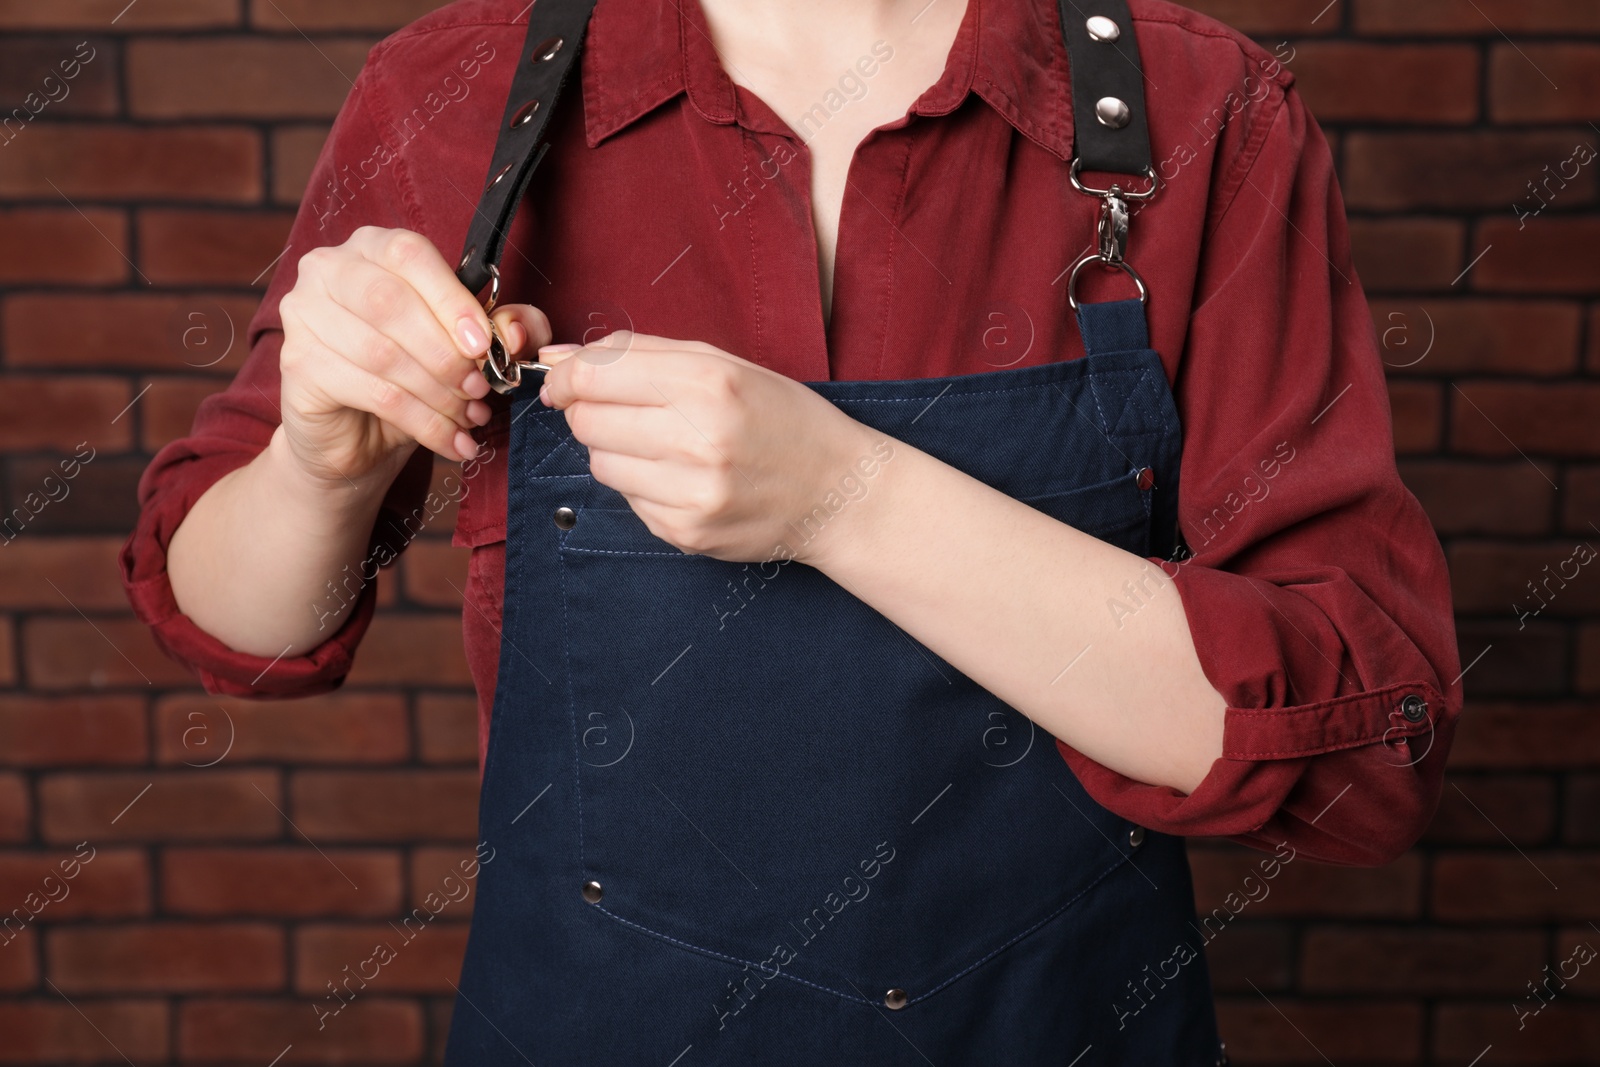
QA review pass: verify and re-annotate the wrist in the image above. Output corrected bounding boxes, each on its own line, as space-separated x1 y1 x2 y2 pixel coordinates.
260 426 398 520
789 417 901 571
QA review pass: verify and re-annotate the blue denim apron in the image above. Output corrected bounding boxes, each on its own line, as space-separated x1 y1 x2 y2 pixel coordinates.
443 297 1227 1064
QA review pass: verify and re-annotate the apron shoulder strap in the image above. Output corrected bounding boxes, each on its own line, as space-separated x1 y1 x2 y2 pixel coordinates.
453 0 1159 316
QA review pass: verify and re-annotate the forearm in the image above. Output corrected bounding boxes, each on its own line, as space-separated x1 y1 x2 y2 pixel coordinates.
807 426 1228 795
167 427 400 658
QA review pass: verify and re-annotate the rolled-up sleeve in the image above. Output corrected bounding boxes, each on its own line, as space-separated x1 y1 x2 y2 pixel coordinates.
118 63 435 698
1055 83 1462 867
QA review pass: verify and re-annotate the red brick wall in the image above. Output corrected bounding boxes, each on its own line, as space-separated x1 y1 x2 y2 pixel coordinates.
0 1 1595 1063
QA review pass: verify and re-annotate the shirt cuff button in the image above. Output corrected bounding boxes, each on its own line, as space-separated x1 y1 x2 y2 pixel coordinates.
1400 693 1428 722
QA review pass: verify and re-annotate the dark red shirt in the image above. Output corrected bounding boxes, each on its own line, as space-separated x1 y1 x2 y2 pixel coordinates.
121 0 1461 866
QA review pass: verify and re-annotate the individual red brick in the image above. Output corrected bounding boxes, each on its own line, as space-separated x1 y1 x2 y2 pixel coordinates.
1433 853 1600 920
1490 45 1600 123
1349 218 1465 292
428 996 455 1063
1435 1002 1600 1062
0 617 14 689
0 927 38 990
1190 846 1422 919
1288 44 1480 124
1371 300 1581 377
1194 922 1292 994
0 377 134 452
1450 383 1600 457
1345 132 1598 212
401 540 469 607
4 456 147 536
344 615 473 687
1579 626 1600 693
1555 926 1600 969
424 458 466 530
1387 380 1442 454
293 922 470 995
250 0 440 31
178 997 425 1062
1301 927 1543 993
161 847 403 917
136 208 294 286
1357 0 1600 33
1570 468 1600 535
0 695 146 766
5 291 262 375
138 376 229 451
417 694 479 765
1166 0 1339 35
1214 999 1422 1062
290 770 478 841
0 207 129 285
0 538 130 611
128 38 374 118
0 37 116 117
1447 703 1600 769
154 692 409 766
47 922 284 993
1398 461 1556 536
23 616 198 689
1422 773 1556 845
38 769 284 843
0 125 260 201
1453 619 1569 698
1474 218 1600 294
1567 776 1600 843
0 999 169 1062
1449 543 1600 616
408 846 489 916
0 772 29 842
272 124 334 204
0 847 149 919
1590 305 1600 374
0 1 236 28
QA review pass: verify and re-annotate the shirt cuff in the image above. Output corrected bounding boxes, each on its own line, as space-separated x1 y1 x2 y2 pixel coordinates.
1054 555 1450 863
119 451 379 699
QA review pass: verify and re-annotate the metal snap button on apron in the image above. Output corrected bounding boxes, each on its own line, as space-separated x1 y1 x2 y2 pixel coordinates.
1086 15 1121 42
581 879 603 904
553 506 577 530
1095 96 1131 129
884 988 908 1010
1129 825 1147 848
1400 693 1428 722
1135 466 1155 490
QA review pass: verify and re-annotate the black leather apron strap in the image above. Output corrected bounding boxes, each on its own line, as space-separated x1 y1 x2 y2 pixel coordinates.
1057 0 1153 178
453 0 1159 384
454 0 598 298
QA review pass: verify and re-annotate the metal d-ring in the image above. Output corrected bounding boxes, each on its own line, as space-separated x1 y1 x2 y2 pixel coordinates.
1070 159 1158 201
1066 251 1148 312
476 263 553 395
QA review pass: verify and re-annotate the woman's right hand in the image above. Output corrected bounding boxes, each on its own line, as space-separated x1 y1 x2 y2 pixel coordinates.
276 225 552 485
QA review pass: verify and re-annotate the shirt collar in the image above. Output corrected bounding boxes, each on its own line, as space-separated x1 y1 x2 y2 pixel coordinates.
581 0 1076 162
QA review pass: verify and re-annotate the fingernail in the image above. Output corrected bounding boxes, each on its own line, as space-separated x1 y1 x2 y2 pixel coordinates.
457 318 487 355
538 343 582 354
454 431 479 460
462 369 490 400
539 383 551 406
467 400 492 427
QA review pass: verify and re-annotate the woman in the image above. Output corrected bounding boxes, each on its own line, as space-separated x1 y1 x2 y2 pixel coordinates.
121 0 1460 1062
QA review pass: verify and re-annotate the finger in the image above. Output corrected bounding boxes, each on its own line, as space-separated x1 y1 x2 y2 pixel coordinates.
541 344 721 410
320 256 490 402
563 402 683 461
349 226 497 362
586 448 686 510
294 333 481 462
296 293 490 432
490 304 553 357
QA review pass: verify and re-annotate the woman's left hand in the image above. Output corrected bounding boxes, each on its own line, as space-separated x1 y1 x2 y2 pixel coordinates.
527 330 880 564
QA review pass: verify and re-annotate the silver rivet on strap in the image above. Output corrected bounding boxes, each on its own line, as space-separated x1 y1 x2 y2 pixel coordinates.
1095 96 1131 129
1086 15 1121 42
533 36 565 62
